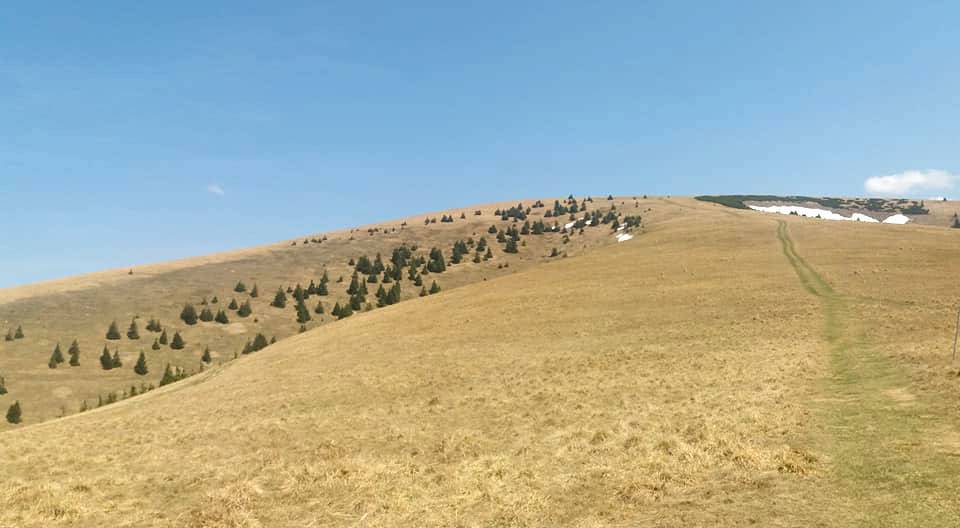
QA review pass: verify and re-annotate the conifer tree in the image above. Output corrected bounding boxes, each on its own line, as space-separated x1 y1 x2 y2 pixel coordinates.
0 376 6 395
160 364 177 386
338 303 353 320
331 302 342 318
414 275 423 286
180 304 198 325
152 338 161 351
504 239 518 253
201 346 212 363
170 331 185 350
215 309 230 324
6 401 21 424
69 340 80 366
316 281 329 295
112 349 123 368
252 333 269 351
314 301 325 314
420 286 428 297
100 346 114 370
299 324 307 333
296 298 312 324
134 351 149 375
159 329 168 345
234 281 247 293
127 319 140 339
429 281 441 294
250 284 259 297
4 329 12 341
272 288 287 308
228 298 239 310
14 325 23 339
488 224 498 234
211 296 218 304
106 321 122 340
199 307 214 322
237 300 252 317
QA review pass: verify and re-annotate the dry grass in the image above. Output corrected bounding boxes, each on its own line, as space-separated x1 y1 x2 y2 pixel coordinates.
1 198 959 526
0 197 653 425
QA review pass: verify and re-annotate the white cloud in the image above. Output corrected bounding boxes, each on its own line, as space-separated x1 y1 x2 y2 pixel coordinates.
864 169 955 196
207 184 225 196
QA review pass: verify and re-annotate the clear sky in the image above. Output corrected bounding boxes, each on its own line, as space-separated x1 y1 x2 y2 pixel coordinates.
2 1 957 287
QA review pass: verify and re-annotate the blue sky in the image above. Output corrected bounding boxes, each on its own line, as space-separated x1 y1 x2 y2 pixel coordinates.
1 1 958 287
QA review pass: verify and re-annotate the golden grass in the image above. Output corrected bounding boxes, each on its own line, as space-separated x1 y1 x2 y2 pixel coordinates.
2 198 959 526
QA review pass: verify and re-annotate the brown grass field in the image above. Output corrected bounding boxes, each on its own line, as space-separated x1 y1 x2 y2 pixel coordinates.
1 196 960 526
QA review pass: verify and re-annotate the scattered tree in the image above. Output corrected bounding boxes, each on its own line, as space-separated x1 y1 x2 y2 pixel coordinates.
170 331 185 350
215 309 230 324
69 340 81 366
6 401 21 424
180 304 198 325
201 346 212 363
127 319 140 339
237 300 252 317
234 281 247 293
106 321 122 340
134 351 149 375
228 298 239 310
429 281 441 294
272 288 287 308
112 349 123 368
13 325 23 339
100 346 114 370
250 283 259 297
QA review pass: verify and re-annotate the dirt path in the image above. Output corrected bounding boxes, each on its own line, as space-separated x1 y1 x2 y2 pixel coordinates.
777 220 960 526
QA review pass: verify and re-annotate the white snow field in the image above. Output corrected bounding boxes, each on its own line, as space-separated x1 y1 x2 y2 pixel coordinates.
748 205 910 224
615 233 633 242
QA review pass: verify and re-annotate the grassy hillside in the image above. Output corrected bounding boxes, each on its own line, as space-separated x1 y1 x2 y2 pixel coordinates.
2 197 960 526
0 196 650 426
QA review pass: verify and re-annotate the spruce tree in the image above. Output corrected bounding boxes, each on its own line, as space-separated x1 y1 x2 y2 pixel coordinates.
160 364 177 386
170 331 185 350
215 309 230 324
228 298 239 310
296 299 311 324
199 307 214 322
0 376 6 395
112 350 122 368
316 281 329 295
180 304 198 325
201 346 212 363
134 351 149 375
127 319 140 339
69 340 80 366
252 333 269 351
100 346 114 370
152 338 161 351
272 288 287 308
237 300 252 317
159 329 168 345
429 281 441 294
331 302 342 318
6 401 21 424
250 284 259 297
106 321 122 340
420 286 428 297
234 281 247 293
504 239 518 253
338 303 353 320
4 330 12 342
14 325 23 339
299 324 307 333
50 343 65 365
211 296 219 304
314 301 325 314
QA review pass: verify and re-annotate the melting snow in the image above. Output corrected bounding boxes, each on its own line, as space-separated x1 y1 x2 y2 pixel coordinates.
615 233 633 242
748 205 908 224
882 213 910 224
564 221 576 229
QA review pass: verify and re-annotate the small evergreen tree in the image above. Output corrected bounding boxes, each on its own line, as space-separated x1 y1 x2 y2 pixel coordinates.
296 299 312 324
106 321 122 340
316 281 329 295
429 281 441 294
252 333 269 351
14 325 24 339
215 309 230 324
234 281 247 293
134 351 149 375
199 307 214 322
100 346 114 370
69 340 81 366
159 329 168 345
127 319 140 339
314 301 325 314
159 364 177 386
112 349 123 368
504 239 518 253
420 286 428 297
237 300 252 317
272 288 287 308
0 376 6 395
180 304 198 325
228 298 239 310
4 329 12 342
152 338 161 350
201 346 212 363
6 401 21 424
170 331 185 350
250 283 259 297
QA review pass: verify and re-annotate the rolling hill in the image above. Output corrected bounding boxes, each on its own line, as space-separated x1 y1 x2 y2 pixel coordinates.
2 197 960 527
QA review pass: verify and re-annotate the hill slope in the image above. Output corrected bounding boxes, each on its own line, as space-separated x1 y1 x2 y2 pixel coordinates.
2 198 960 527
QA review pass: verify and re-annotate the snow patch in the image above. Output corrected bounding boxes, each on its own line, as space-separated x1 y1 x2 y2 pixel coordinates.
564 221 576 229
882 214 910 224
615 233 633 243
748 205 908 224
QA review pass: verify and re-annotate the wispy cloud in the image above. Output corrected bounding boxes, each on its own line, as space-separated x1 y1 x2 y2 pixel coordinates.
207 184 225 196
864 169 955 196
